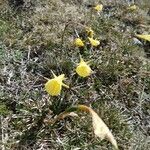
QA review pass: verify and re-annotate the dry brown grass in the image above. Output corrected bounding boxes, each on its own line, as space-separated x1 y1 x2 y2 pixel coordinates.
0 0 150 149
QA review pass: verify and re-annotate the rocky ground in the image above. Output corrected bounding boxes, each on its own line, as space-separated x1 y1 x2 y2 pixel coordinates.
0 0 150 149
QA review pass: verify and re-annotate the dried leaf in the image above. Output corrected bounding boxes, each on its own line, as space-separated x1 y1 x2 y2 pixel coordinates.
54 105 118 149
78 105 118 149
89 107 118 149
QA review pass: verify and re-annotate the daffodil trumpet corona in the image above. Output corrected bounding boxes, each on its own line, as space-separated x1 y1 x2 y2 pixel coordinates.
74 38 84 47
45 71 69 96
88 37 100 47
76 57 92 77
94 4 103 12
52 105 118 149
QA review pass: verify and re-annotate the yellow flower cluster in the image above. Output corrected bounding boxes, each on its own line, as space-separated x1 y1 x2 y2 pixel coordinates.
43 3 120 149
45 4 105 96
74 27 100 47
45 57 92 96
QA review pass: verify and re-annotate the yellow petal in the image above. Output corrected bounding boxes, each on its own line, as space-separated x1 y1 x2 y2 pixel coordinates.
136 34 150 42
94 4 103 12
51 70 57 78
56 74 65 82
45 79 62 96
62 83 69 88
88 37 100 47
74 38 84 47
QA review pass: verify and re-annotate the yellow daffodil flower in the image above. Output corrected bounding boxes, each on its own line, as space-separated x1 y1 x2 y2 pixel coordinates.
45 72 69 96
88 37 100 47
94 4 103 12
76 57 92 77
127 5 137 11
136 34 150 42
86 27 94 38
74 38 84 47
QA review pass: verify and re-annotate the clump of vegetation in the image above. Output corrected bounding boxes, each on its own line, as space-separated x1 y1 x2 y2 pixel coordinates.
0 0 150 149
